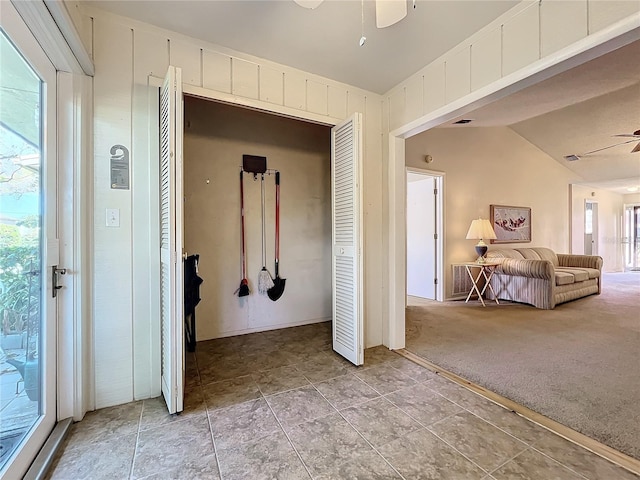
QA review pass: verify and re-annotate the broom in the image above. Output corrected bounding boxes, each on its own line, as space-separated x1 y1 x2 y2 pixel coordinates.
236 170 250 297
258 173 274 294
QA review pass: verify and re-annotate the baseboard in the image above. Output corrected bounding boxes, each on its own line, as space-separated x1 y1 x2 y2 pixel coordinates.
396 349 640 477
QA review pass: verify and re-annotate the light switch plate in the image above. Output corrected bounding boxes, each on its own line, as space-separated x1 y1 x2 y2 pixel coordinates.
106 208 120 227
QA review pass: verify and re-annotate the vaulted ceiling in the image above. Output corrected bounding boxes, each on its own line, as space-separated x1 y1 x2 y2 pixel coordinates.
446 40 640 194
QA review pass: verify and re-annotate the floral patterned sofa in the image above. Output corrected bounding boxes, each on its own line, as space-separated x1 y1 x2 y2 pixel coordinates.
485 247 602 309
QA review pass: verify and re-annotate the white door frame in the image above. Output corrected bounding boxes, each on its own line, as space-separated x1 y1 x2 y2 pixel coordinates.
0 4 57 477
584 199 599 256
3 0 93 435
405 167 444 302
385 23 639 350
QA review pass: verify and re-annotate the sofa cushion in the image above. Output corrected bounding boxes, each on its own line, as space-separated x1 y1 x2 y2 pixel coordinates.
556 267 590 282
487 249 525 260
555 271 575 286
575 267 600 279
515 247 559 266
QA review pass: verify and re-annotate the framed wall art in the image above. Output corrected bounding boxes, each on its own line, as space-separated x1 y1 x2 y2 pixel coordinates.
490 205 531 243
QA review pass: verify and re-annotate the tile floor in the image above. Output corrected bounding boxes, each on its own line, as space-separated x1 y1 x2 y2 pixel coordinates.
47 322 638 480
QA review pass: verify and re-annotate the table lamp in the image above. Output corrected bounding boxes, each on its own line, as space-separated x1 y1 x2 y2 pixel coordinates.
466 218 497 263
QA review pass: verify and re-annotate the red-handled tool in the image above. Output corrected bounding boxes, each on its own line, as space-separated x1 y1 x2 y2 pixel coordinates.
236 170 250 297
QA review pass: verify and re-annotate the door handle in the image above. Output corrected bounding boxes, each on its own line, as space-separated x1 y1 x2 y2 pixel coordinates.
52 266 67 298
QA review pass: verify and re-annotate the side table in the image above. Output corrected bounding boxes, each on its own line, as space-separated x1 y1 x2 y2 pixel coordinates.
458 261 501 307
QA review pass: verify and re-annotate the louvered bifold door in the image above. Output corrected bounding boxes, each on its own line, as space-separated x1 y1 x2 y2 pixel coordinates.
160 65 184 414
331 113 364 366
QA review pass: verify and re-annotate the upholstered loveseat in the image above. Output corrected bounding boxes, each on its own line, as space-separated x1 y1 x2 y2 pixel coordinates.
485 247 602 309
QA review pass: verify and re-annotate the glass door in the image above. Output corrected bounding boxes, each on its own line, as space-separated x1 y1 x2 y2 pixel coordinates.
0 4 57 477
623 205 640 271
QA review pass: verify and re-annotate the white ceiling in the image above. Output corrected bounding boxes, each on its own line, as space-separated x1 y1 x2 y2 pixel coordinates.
84 0 518 94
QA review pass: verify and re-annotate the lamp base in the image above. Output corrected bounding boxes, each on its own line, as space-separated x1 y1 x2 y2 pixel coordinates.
475 245 488 263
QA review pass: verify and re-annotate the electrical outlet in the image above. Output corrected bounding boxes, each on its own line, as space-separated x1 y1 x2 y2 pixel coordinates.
106 208 120 227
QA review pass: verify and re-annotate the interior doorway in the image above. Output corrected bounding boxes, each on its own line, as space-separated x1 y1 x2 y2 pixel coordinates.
584 200 599 255
623 204 640 271
406 169 443 301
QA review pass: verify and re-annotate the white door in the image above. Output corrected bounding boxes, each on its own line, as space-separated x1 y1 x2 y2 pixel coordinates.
159 66 184 414
0 4 58 477
406 174 436 299
331 113 363 366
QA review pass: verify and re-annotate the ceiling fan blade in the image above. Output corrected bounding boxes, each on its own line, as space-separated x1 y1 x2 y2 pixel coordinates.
614 129 640 138
632 142 640 154
376 0 407 28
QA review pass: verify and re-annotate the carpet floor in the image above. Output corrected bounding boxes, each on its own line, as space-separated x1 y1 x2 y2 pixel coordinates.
406 272 640 460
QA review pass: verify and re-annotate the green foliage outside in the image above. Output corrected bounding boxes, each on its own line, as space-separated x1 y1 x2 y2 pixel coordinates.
0 223 39 336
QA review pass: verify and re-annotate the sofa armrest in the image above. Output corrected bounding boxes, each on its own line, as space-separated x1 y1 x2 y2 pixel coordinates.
494 258 554 280
557 254 602 270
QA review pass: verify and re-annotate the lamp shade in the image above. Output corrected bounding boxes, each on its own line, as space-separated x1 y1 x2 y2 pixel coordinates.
466 219 497 240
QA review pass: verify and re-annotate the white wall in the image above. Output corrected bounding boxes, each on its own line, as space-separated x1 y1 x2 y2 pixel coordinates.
571 185 625 271
406 176 436 299
83 7 383 408
183 98 331 339
405 127 579 299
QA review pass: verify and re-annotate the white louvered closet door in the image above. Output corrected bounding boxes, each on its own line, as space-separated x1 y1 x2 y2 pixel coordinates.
160 65 184 414
331 113 364 366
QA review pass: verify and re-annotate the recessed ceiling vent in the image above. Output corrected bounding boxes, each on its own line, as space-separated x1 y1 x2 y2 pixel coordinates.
453 119 473 124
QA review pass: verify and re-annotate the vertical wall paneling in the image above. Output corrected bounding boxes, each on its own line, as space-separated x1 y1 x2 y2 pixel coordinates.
403 74 423 126
168 39 201 86
328 85 347 119
347 90 366 118
502 2 540 76
284 71 306 110
387 88 405 132
470 27 502 92
444 47 471 104
362 96 383 348
203 50 231 93
589 0 640 34
232 57 259 99
307 80 328 115
259 65 284 105
92 17 134 408
541 0 588 57
422 62 446 117
131 27 168 400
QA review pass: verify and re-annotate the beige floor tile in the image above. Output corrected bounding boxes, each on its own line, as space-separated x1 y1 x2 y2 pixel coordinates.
340 397 422 448
132 415 214 479
314 373 380 410
428 411 528 472
491 448 585 480
266 385 336 428
47 433 137 480
216 430 310 480
378 428 486 480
